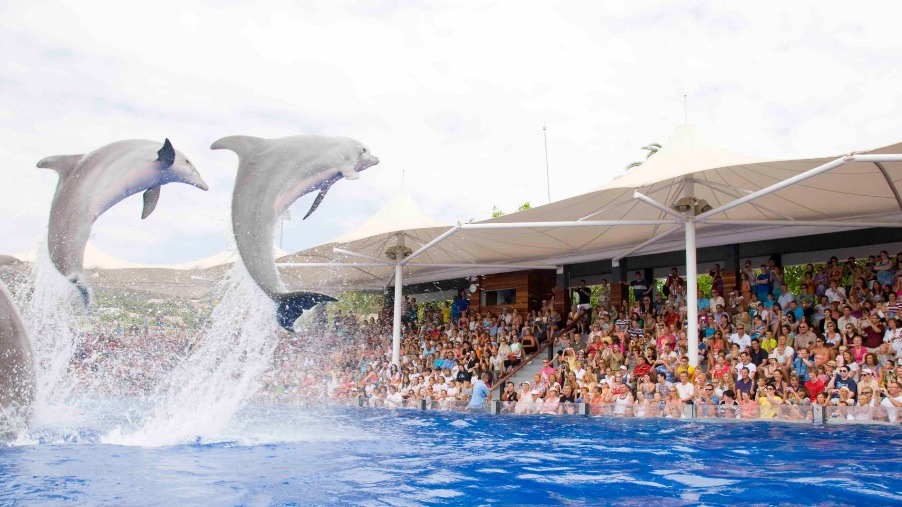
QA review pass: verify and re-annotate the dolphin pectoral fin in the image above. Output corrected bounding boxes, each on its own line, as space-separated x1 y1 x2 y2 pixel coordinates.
142 186 161 219
36 154 83 175
157 138 175 167
275 292 336 331
303 187 330 220
302 175 342 220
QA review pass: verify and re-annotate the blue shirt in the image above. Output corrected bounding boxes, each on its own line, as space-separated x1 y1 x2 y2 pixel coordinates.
469 379 490 409
792 356 810 381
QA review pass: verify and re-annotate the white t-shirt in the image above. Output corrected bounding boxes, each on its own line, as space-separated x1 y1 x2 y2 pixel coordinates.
884 327 902 356
729 333 751 351
735 361 758 378
385 392 403 408
771 346 795 364
881 395 902 423
675 381 695 401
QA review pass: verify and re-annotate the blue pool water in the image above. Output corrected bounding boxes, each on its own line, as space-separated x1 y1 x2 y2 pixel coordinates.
2 406 901 506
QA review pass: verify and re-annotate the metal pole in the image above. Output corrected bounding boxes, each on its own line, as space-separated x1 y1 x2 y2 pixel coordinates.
684 178 699 368
698 219 902 228
543 124 551 204
695 157 847 221
612 223 685 262
633 192 692 220
400 225 461 265
686 218 699 367
392 263 402 367
460 220 680 230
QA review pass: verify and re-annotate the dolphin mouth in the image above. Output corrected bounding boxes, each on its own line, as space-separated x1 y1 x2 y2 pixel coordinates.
190 178 210 191
354 156 380 175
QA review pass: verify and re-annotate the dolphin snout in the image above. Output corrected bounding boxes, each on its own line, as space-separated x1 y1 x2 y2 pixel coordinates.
358 154 379 172
189 174 210 191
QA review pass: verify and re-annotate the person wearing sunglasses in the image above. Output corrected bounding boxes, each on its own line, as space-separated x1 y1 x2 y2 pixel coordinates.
826 365 858 403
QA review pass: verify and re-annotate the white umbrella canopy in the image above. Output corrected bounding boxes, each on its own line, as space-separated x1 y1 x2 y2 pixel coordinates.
279 125 902 292
459 124 902 263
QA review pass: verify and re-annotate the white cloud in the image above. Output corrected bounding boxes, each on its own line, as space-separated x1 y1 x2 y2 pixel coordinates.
0 1 901 264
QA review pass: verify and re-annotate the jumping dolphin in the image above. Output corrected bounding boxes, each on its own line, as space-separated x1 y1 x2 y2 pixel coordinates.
38 139 209 303
0 282 34 434
210 135 379 330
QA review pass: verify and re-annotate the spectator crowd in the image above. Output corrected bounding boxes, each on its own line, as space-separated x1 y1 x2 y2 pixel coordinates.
278 249 902 423
65 249 902 424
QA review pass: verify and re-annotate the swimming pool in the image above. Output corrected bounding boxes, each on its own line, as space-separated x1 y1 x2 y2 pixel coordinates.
2 404 900 506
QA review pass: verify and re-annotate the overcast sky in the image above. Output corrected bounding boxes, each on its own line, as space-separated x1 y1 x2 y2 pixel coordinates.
1 1 900 264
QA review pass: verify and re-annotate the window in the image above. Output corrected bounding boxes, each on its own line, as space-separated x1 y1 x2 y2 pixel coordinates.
482 288 516 306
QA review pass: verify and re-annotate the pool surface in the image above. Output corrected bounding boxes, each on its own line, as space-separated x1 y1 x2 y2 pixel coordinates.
2 405 901 506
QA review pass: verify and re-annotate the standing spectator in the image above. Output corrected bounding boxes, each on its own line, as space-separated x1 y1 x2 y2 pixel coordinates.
467 373 491 412
879 381 902 423
629 271 649 311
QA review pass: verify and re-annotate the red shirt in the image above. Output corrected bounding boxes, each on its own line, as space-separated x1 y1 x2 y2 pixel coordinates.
804 377 825 402
633 362 652 379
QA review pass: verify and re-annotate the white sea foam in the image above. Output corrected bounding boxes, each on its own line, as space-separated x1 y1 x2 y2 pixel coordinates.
103 264 289 446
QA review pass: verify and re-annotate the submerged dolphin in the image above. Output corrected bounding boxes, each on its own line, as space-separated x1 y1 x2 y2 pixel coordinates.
211 135 379 330
0 282 34 434
38 139 209 303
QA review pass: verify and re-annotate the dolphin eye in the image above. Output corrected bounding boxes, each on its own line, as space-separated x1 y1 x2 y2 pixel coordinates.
361 148 367 153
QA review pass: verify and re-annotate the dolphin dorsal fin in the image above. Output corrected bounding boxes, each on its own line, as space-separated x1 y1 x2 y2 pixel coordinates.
210 135 264 158
36 155 83 175
157 138 175 167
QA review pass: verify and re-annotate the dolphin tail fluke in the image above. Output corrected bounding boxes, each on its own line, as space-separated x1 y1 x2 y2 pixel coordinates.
210 136 264 156
275 291 336 331
68 275 91 306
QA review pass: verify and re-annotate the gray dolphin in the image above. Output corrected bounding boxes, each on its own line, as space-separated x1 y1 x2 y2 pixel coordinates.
38 139 209 303
0 282 34 434
211 135 379 330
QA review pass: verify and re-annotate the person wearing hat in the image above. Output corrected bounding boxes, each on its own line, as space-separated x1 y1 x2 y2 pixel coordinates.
857 368 879 398
540 386 560 414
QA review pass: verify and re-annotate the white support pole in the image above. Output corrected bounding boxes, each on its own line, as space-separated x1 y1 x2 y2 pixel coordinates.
400 225 461 265
612 223 685 262
695 157 847 221
683 178 699 368
849 154 902 163
632 192 691 220
392 263 402 367
333 248 393 264
698 219 902 228
460 219 680 230
405 263 558 269
277 262 395 268
685 218 699 367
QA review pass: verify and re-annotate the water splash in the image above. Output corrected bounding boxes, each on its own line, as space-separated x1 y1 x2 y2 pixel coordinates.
15 244 86 426
104 263 282 446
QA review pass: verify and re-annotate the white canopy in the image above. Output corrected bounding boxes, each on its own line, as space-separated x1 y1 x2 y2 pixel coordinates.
280 125 902 292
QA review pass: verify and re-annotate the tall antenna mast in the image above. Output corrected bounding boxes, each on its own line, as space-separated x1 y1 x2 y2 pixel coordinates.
543 124 551 204
401 169 405 193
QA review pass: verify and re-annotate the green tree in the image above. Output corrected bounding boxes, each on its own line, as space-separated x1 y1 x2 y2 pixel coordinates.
327 291 384 321
491 201 531 219
627 143 662 170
